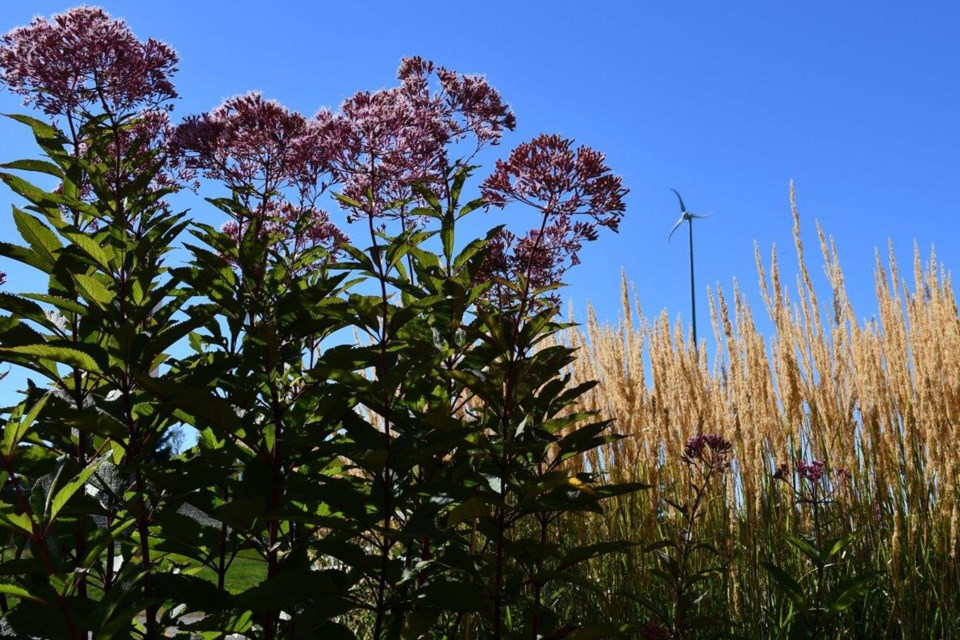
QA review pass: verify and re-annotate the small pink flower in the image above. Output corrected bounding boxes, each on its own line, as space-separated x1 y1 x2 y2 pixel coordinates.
477 215 593 308
0 7 189 217
478 135 627 308
220 201 347 271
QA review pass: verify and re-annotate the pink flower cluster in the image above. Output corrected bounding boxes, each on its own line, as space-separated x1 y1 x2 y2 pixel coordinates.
796 459 826 483
773 459 853 487
0 7 177 119
680 433 733 471
0 7 189 223
94 109 194 198
174 92 320 204
479 134 627 307
323 56 516 221
0 7 628 291
638 621 671 640
173 92 347 259
482 134 626 231
220 202 347 264
174 55 517 256
478 215 591 308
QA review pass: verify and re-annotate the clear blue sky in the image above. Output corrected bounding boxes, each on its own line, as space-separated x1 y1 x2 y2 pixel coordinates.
1 1 958 367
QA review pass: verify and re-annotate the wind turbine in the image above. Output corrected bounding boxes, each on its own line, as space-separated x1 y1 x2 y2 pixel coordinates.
668 188 711 346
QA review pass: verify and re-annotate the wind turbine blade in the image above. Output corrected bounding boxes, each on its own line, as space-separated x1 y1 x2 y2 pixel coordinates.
668 216 685 242
670 188 687 213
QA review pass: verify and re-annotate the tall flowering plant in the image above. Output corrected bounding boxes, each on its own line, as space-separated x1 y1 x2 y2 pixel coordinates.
765 457 880 638
643 434 734 639
0 7 198 638
0 7 636 639
170 88 356 639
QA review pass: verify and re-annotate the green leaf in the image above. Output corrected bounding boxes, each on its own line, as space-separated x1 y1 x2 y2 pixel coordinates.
0 344 102 373
332 192 365 210
73 273 114 308
415 580 485 613
564 623 634 639
237 570 351 613
62 230 113 271
47 457 103 525
401 608 441 640
826 571 882 615
1 158 63 179
557 541 637 571
0 582 48 604
21 293 87 314
214 496 264 531
644 539 680 553
4 113 64 146
0 511 34 536
446 496 487 526
763 561 808 614
133 373 243 434
786 534 823 565
0 241 49 271
152 573 236 613
823 533 857 562
0 292 60 331
12 207 61 261
1 394 48 456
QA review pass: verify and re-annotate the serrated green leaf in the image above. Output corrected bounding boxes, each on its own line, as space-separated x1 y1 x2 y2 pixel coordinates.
786 534 822 565
564 623 634 639
0 240 49 271
5 113 64 145
446 496 487 526
0 511 34 536
557 541 637 571
1 158 63 179
826 571 882 615
73 273 114 308
62 230 113 271
133 373 243 434
12 207 61 260
0 344 102 373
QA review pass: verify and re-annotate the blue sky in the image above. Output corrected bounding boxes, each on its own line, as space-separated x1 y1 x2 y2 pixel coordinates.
1 1 958 370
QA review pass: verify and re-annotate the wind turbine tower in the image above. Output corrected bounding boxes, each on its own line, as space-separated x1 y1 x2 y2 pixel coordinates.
668 189 711 347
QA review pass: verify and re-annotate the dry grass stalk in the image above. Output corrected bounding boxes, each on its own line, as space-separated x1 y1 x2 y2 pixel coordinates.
562 185 960 559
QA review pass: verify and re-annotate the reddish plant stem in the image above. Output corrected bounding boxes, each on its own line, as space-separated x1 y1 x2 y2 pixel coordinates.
369 205 395 640
2 459 82 639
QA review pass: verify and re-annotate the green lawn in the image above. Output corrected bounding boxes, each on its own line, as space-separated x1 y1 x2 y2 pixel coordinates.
195 554 268 594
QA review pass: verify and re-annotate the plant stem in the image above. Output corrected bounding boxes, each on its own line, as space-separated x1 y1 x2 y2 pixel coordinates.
368 204 395 640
